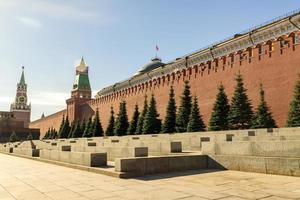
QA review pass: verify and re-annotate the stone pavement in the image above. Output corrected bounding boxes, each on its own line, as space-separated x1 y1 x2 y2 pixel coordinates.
0 154 300 200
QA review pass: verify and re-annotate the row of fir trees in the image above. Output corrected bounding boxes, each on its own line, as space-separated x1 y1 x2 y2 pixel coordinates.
43 73 300 139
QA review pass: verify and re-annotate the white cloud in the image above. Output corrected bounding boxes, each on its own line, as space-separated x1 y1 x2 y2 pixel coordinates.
30 91 69 106
30 90 99 106
16 16 42 28
0 96 14 104
0 90 100 120
92 90 98 97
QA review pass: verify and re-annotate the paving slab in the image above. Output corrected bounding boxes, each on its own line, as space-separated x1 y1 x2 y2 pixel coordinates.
0 153 299 200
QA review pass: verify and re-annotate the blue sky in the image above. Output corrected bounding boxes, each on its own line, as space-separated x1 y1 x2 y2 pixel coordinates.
0 0 299 121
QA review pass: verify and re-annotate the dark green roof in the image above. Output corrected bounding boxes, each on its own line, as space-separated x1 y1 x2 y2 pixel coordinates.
73 73 91 91
137 58 164 74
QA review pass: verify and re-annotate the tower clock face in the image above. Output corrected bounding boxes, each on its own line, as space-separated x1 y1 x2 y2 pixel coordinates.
18 96 26 103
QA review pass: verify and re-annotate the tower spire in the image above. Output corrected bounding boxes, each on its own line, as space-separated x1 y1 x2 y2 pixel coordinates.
19 66 25 85
10 65 31 128
80 56 85 65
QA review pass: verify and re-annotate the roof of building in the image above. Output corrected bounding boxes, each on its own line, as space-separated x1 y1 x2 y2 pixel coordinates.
76 57 88 74
73 73 91 91
72 57 91 91
135 58 165 75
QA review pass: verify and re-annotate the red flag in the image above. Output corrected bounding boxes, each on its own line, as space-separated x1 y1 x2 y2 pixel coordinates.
156 45 159 51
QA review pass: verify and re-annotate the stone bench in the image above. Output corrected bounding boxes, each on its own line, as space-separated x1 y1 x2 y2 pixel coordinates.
0 146 13 153
40 149 107 167
213 141 300 158
208 154 300 177
115 154 207 177
104 147 148 161
13 148 40 157
71 145 148 161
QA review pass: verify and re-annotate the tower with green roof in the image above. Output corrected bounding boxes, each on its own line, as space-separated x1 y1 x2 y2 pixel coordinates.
66 57 92 122
10 66 31 128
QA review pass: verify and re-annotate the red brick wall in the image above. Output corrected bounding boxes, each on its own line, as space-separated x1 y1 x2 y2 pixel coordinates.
30 110 66 138
30 32 300 138
91 34 300 130
12 111 30 128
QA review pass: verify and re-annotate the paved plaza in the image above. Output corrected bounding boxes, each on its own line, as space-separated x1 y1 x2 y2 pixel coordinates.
0 154 299 200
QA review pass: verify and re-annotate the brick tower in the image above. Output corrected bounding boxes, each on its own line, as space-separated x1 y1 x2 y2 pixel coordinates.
66 57 92 122
10 66 31 128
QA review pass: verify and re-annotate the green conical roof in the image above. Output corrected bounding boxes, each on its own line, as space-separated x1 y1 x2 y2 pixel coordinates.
19 66 26 85
73 73 91 91
72 57 91 91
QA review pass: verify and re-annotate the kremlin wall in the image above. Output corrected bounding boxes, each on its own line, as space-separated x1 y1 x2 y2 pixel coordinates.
30 11 300 139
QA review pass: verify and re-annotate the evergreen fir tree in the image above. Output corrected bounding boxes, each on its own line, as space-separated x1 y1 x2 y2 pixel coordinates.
252 84 277 128
68 121 75 138
136 95 148 134
127 104 140 135
51 129 58 139
88 117 95 137
81 119 86 137
83 118 92 137
105 107 115 136
209 84 230 131
44 128 50 139
27 133 33 140
142 94 161 134
92 109 104 137
9 132 18 142
58 115 65 135
71 120 82 138
187 96 206 132
49 127 54 139
114 101 129 136
59 116 71 138
162 86 177 133
47 128 52 139
286 75 300 127
228 73 253 129
176 81 192 132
